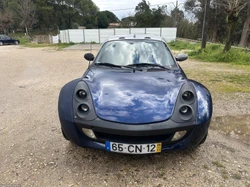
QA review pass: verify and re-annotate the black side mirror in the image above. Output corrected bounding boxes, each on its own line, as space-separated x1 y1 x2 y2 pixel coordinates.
84 53 94 61
175 54 188 62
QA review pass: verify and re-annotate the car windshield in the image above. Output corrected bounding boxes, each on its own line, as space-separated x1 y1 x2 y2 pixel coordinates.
95 40 177 68
1 35 10 39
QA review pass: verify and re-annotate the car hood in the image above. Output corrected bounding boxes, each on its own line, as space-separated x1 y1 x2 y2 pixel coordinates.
84 69 186 124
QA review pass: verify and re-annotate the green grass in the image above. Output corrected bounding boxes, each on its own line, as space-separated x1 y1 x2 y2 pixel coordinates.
8 34 74 49
168 40 199 51
212 161 225 168
169 41 250 65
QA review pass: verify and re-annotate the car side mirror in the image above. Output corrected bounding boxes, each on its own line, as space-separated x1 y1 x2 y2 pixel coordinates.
84 53 94 61
175 54 188 62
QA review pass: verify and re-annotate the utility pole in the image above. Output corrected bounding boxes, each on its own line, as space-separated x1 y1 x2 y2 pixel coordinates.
201 0 210 49
174 0 179 27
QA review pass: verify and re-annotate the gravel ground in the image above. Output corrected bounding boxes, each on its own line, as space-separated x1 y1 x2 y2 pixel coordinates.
0 46 250 187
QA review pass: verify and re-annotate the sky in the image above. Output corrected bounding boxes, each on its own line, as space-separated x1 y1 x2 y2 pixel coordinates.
92 0 186 19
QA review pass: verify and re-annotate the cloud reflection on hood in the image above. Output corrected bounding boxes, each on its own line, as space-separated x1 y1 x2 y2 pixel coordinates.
86 70 185 124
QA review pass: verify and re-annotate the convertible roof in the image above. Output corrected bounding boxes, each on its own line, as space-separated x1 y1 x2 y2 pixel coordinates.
106 34 165 42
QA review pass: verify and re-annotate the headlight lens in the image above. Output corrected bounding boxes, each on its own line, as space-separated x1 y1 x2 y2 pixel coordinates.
77 89 87 99
79 104 89 112
179 105 193 121
182 91 194 101
180 106 189 114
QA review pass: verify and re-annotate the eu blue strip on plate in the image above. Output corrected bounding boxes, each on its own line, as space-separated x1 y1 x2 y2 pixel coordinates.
105 142 110 151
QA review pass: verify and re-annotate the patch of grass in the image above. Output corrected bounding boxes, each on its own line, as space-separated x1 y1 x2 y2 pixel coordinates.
169 41 250 65
221 169 229 179
231 173 242 180
183 62 250 94
189 44 250 65
212 161 225 168
222 74 250 85
168 40 199 51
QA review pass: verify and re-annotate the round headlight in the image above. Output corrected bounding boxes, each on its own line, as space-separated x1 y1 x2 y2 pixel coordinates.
179 105 193 121
182 91 194 101
77 90 87 99
79 104 89 112
180 106 189 114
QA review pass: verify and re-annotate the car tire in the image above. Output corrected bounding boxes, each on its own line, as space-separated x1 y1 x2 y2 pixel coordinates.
199 132 208 145
61 128 69 140
15 41 19 45
0 42 3 46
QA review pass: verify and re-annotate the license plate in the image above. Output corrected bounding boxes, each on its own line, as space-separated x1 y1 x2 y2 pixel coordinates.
105 142 162 154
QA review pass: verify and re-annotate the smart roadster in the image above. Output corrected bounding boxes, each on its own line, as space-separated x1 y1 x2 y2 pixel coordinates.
58 35 212 154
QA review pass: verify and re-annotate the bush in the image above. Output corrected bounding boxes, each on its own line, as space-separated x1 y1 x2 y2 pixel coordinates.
189 45 250 65
86 24 93 29
169 41 250 65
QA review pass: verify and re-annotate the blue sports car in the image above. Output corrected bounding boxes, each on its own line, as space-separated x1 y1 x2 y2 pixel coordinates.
58 35 212 154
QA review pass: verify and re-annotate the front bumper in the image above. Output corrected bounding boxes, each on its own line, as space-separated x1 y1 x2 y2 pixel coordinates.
60 117 210 152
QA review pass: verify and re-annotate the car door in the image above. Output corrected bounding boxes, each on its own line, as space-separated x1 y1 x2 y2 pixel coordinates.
1 36 13 44
5 36 14 44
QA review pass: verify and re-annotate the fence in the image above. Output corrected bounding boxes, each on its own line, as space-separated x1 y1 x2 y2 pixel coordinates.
59 27 177 44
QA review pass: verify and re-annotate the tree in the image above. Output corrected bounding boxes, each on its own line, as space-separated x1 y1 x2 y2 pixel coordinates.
221 0 250 52
101 11 119 23
0 11 14 34
121 16 135 27
171 7 184 27
134 0 165 27
135 0 152 27
239 3 250 47
97 12 109 28
35 0 55 30
0 0 18 34
16 0 37 35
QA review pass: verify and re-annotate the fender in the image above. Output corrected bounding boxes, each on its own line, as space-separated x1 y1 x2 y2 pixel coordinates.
190 80 213 125
58 78 82 145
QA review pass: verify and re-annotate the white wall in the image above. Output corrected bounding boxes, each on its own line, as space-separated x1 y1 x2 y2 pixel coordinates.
59 27 177 43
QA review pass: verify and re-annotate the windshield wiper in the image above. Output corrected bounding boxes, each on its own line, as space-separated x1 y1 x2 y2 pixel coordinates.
95 62 142 71
126 63 169 70
95 62 122 68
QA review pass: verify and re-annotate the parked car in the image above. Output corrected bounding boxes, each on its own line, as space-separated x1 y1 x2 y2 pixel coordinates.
0 35 20 46
58 35 213 154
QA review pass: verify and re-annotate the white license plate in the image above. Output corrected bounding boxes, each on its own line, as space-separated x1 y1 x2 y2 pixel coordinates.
105 142 162 154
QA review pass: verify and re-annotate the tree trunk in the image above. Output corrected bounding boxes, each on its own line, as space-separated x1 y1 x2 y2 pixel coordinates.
211 27 217 43
201 0 210 49
239 4 250 47
224 11 239 52
25 27 29 35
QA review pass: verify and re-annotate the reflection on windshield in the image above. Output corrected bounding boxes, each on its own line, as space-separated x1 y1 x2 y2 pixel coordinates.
95 40 176 68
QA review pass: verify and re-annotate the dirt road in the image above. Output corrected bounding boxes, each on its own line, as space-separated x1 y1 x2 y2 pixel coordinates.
0 46 250 187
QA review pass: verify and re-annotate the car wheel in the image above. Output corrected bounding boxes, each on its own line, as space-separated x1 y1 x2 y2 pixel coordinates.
61 128 69 140
15 41 19 45
0 42 3 46
199 132 208 145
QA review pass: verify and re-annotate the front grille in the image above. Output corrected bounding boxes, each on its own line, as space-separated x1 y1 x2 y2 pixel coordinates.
94 131 175 144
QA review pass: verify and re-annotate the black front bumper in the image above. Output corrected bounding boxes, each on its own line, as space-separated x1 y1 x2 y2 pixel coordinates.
60 117 210 151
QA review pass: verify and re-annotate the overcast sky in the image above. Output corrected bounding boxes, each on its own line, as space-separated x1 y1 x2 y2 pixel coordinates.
92 0 186 19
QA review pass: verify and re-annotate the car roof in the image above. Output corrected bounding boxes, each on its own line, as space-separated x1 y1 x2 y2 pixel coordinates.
106 34 165 42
